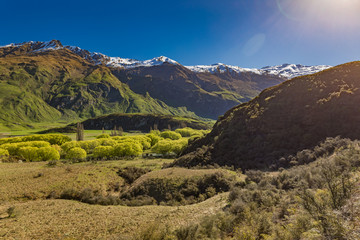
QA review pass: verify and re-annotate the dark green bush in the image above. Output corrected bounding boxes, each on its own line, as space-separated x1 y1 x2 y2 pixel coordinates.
121 172 234 205
117 167 150 184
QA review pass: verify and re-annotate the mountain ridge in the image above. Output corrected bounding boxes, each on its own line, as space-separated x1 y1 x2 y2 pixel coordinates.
1 40 331 79
0 40 333 127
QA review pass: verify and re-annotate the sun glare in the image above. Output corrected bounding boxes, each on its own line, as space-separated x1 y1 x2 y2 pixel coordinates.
276 0 360 31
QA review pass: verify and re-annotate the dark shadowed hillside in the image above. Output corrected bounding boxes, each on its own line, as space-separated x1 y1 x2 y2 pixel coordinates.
41 113 213 133
174 61 360 169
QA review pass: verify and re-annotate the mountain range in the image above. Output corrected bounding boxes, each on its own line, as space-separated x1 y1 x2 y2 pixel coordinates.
2 40 330 79
0 40 331 129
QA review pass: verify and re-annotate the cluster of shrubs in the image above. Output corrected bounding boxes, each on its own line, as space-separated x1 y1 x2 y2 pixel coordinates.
0 134 70 162
276 136 352 168
60 134 155 160
60 128 207 160
0 128 209 162
0 134 71 145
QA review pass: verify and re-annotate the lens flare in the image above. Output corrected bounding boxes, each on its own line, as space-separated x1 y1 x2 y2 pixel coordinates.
276 0 360 31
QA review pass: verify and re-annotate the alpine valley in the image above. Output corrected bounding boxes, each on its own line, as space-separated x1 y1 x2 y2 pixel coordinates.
0 40 330 130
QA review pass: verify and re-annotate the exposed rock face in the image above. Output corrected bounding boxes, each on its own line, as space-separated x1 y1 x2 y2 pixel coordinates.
174 61 360 169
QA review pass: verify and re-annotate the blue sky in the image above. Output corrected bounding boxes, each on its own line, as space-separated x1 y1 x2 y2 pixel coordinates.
1 0 360 68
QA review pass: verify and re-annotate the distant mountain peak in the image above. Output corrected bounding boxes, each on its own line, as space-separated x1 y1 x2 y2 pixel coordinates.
185 63 263 76
261 64 332 78
0 40 63 52
105 55 179 69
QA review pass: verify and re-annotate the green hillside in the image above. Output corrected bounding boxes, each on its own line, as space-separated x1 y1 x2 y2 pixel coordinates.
0 46 197 130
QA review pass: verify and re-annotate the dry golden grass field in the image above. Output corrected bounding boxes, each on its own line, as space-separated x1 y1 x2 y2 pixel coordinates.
0 160 235 239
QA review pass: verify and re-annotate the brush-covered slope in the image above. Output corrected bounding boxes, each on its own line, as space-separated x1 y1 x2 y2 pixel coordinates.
42 113 213 133
0 42 196 128
111 64 284 119
174 61 360 169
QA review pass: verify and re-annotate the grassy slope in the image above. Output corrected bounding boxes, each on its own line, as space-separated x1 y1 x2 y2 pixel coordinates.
0 49 197 130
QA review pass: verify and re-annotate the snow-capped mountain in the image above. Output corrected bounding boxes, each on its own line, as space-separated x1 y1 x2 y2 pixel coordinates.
261 64 331 79
0 40 331 78
0 40 63 52
185 63 262 75
106 56 179 69
186 63 331 79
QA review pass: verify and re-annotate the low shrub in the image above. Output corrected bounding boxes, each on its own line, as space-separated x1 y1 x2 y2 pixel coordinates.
160 131 182 140
117 167 150 184
18 147 40 162
112 142 143 157
61 141 80 152
0 148 9 156
93 146 114 158
175 127 204 137
66 147 87 160
77 140 100 154
152 139 188 155
38 147 60 161
146 133 161 146
97 138 117 146
96 134 110 139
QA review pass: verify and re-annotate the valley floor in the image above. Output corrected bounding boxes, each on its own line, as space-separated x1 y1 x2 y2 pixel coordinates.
0 160 232 239
0 194 228 239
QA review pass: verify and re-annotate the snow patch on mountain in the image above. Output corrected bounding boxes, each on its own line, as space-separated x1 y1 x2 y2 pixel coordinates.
261 64 331 78
186 63 331 79
0 40 63 52
106 56 179 69
185 63 262 75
